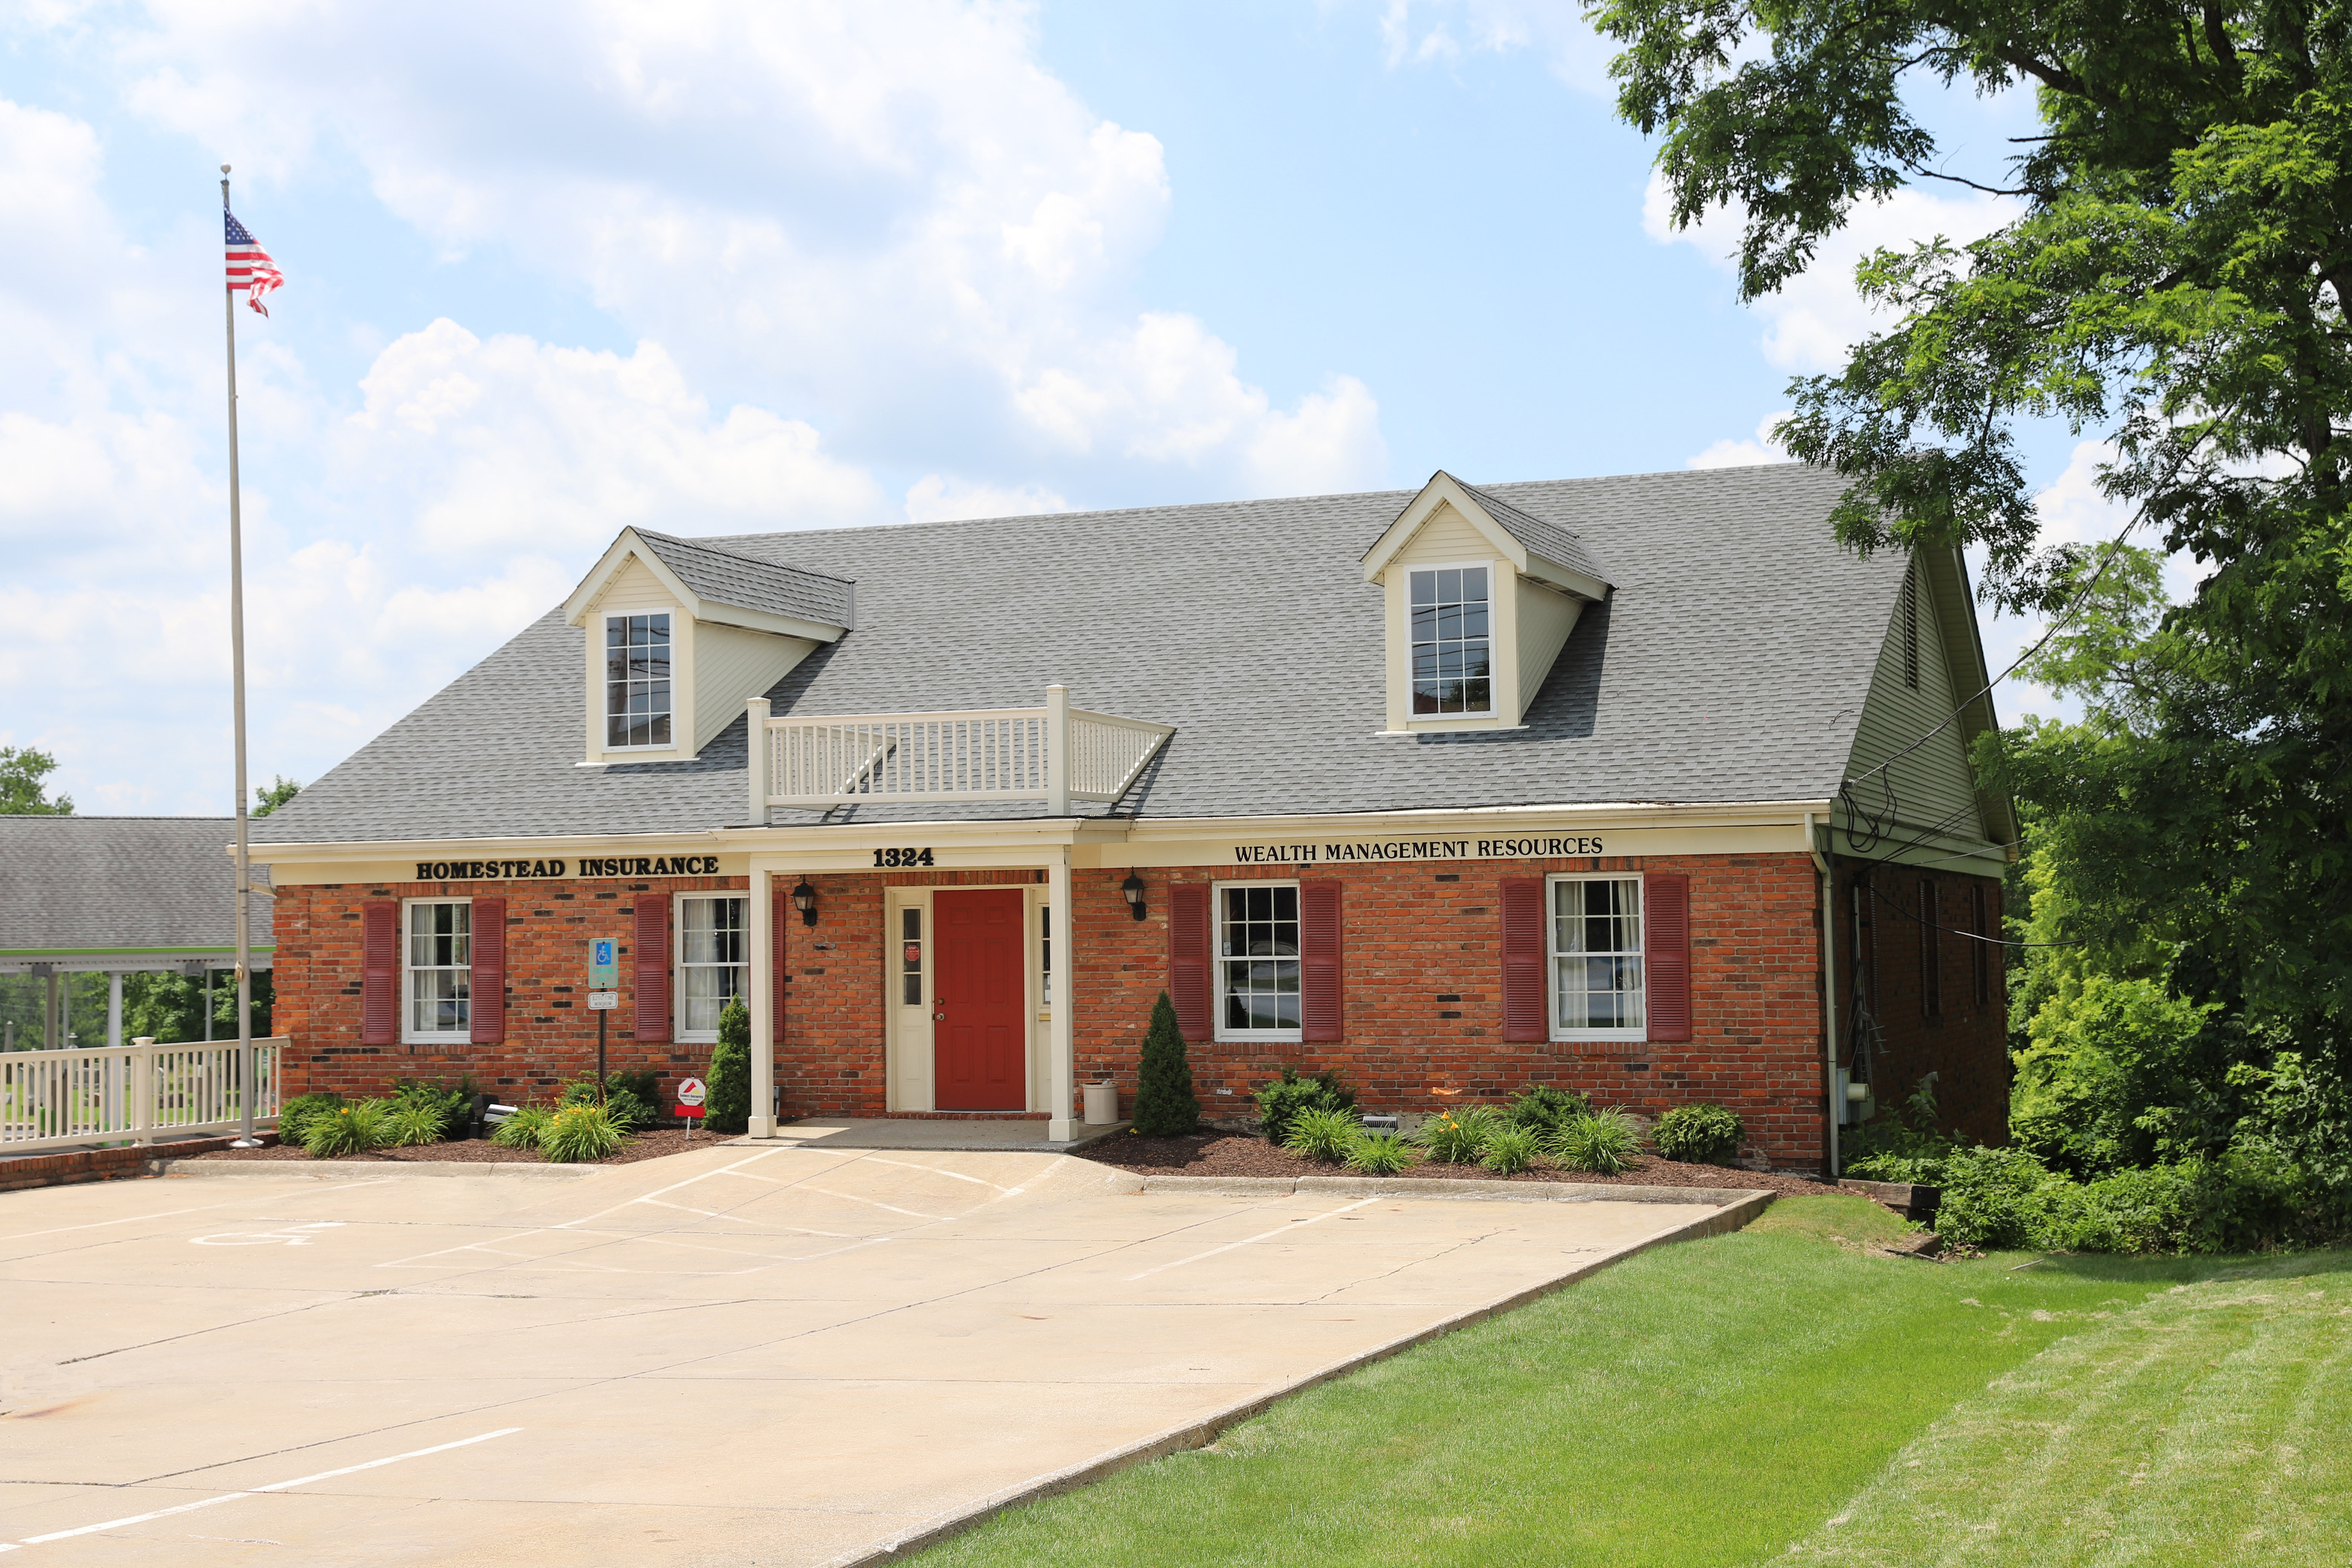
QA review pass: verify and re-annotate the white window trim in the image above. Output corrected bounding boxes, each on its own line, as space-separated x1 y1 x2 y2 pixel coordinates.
1404 559 1499 723
1545 872 1650 1044
601 609 678 752
1211 877 1304 1043
401 896 473 1047
673 892 747 1046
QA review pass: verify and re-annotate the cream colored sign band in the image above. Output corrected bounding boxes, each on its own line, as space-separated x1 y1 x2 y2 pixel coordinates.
1230 834 1608 865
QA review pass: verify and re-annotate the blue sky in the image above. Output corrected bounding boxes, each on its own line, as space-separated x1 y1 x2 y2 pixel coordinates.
2 2 2112 814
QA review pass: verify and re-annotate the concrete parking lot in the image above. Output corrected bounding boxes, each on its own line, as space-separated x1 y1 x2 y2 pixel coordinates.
0 1146 1732 1566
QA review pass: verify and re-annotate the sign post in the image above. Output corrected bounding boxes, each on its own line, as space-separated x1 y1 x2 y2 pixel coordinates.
588 939 619 1105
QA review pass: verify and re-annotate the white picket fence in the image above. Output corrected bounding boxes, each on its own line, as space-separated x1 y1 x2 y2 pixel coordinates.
0 1037 285 1154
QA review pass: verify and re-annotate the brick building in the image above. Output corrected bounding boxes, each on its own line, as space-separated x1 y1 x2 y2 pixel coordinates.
255 464 2013 1173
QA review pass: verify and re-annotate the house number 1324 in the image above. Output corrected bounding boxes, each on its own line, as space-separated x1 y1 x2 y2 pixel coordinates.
872 847 936 867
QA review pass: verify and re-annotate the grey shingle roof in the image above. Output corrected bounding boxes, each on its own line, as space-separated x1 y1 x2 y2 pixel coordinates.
1459 481 1615 586
0 817 273 956
256 464 1913 844
634 528 856 628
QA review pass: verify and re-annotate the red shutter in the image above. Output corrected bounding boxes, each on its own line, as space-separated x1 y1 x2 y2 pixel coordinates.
469 897 506 1044
773 887 791 1045
1301 881 1343 1043
634 896 671 1043
1645 873 1691 1043
1501 877 1547 1042
361 900 398 1046
1170 883 1211 1041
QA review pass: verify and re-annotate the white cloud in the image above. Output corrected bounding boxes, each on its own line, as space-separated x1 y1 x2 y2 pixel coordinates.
110 1 1379 495
1687 409 1793 470
1372 0 1610 92
1643 172 2017 372
903 475 1068 524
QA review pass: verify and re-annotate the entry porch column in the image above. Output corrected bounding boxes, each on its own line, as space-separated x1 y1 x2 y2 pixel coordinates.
748 865 776 1138
1046 847 1076 1142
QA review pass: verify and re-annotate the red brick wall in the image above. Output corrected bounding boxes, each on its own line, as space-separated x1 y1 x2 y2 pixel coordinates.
272 850 2011 1171
1828 859 2010 1147
274 874 743 1105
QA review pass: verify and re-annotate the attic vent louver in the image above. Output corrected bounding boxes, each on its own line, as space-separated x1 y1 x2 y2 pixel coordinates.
1900 565 1921 690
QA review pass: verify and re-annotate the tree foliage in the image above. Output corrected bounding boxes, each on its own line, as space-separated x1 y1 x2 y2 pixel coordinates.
706 996 751 1135
1596 0 2352 1052
0 746 71 814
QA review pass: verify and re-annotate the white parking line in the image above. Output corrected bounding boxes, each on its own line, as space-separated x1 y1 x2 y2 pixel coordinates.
854 1156 1013 1191
1126 1198 1383 1281
801 1187 949 1220
1 1428 521 1551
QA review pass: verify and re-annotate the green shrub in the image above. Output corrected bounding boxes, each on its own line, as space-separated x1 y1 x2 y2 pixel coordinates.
1551 1109 1641 1174
1344 1131 1420 1175
1132 991 1202 1136
1480 1124 1542 1175
490 1104 551 1150
540 1104 626 1163
303 1101 390 1158
609 1067 660 1106
1285 1107 1359 1163
389 1078 471 1140
277 1091 345 1147
706 998 751 1135
384 1102 448 1147
1505 1084 1591 1135
559 1075 657 1131
1841 1150 1948 1184
1653 1103 1744 1165
1254 1067 1355 1144
1416 1107 1499 1164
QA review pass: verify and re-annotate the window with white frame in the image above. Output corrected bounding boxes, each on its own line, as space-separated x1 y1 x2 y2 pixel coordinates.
404 899 471 1042
677 895 747 1041
604 611 673 749
1217 882 1300 1037
1549 875 1646 1037
1410 566 1492 716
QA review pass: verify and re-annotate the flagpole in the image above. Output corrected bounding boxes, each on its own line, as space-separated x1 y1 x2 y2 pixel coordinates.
222 164 259 1149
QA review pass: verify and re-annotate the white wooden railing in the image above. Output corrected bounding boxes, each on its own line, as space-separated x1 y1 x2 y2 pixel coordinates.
0 1037 284 1154
749 684 1172 816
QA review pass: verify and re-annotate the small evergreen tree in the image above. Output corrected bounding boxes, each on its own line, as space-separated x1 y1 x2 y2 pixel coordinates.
706 997 751 1135
1129 991 1200 1136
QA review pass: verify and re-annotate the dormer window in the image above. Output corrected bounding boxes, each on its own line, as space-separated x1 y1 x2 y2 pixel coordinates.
1410 567 1493 715
605 612 673 749
1361 473 1612 733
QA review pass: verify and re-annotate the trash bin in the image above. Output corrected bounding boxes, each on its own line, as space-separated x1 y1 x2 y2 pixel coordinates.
1083 1081 1119 1125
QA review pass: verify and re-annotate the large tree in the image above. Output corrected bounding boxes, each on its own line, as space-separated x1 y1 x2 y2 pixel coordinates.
0 746 72 814
1594 0 2352 1051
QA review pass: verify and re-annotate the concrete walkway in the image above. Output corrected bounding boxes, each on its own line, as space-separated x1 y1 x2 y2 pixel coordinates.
0 1145 1750 1566
744 1116 1132 1153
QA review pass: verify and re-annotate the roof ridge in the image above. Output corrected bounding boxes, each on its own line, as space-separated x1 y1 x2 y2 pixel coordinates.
631 528 858 590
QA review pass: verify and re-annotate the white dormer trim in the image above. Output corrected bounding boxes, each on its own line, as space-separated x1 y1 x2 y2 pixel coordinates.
564 528 843 770
1364 472 1605 733
1360 471 1609 602
562 528 850 646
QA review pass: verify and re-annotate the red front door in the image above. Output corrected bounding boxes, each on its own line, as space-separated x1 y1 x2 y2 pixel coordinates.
933 889 1027 1110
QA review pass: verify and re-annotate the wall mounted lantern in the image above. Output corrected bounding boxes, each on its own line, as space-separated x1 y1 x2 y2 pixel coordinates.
1121 872 1147 921
791 877 819 927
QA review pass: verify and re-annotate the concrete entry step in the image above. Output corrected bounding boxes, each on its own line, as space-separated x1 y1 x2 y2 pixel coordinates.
733 1116 1133 1153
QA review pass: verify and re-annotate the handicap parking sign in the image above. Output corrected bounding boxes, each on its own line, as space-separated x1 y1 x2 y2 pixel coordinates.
589 938 617 991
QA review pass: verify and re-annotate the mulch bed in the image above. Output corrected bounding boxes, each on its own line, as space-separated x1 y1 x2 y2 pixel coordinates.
184 1128 727 1168
1080 1132 1841 1195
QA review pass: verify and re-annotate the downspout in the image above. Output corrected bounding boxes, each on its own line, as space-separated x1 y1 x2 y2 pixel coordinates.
1806 810 1839 1179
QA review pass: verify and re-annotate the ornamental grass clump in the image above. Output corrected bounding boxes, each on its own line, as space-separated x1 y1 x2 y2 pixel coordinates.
277 1092 344 1147
1480 1123 1542 1176
490 1104 552 1150
1416 1106 1500 1164
539 1104 626 1164
1653 1103 1744 1166
389 1078 470 1140
1285 1107 1360 1163
303 1100 390 1159
384 1102 448 1147
1344 1130 1420 1176
1552 1108 1643 1175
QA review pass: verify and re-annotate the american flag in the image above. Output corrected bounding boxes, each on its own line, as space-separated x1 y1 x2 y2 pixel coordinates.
225 210 283 316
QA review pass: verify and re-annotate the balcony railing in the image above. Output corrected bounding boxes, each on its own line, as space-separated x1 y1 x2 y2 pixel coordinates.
749 684 1173 814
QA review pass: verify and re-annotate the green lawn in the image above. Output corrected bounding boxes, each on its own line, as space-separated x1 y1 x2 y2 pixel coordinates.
917 1196 2352 1567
